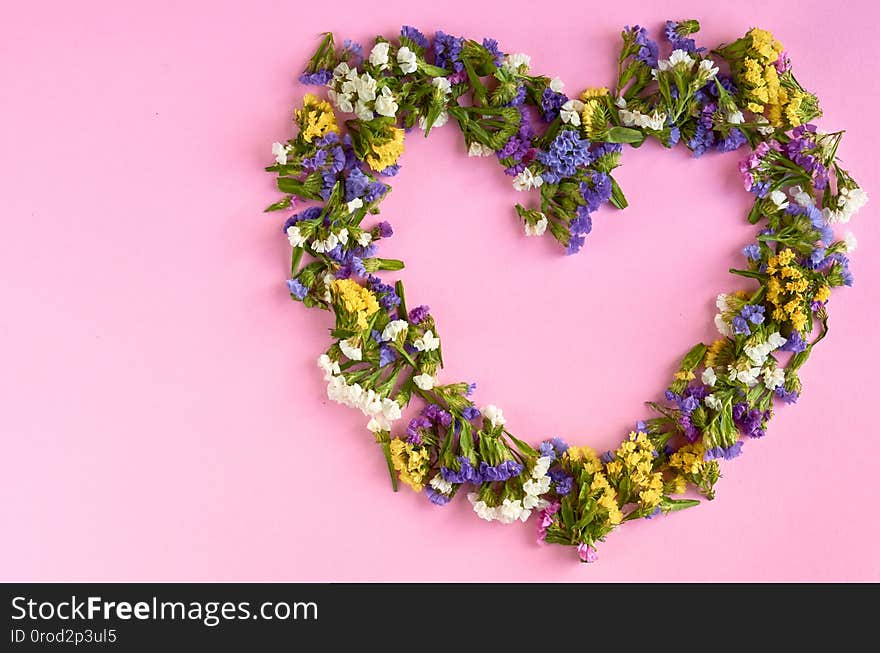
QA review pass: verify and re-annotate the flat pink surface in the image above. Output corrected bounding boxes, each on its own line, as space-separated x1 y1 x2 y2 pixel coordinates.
2 0 879 582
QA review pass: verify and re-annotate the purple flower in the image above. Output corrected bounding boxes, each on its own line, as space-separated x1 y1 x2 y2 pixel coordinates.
550 437 569 454
299 69 332 86
539 441 556 460
600 450 615 464
717 128 747 153
462 406 481 421
482 37 504 65
408 305 430 324
434 31 464 72
566 233 585 256
375 221 393 238
740 304 765 325
378 164 400 177
581 172 612 212
425 487 451 506
423 403 452 428
286 278 308 300
627 25 659 68
345 168 369 201
781 331 807 353
775 386 799 404
553 474 573 496
441 457 480 484
540 88 568 122
570 206 593 236
733 402 767 439
506 85 527 107
743 244 761 261
367 275 400 309
282 206 322 232
537 129 592 183
664 20 704 53
400 25 429 50
378 343 396 367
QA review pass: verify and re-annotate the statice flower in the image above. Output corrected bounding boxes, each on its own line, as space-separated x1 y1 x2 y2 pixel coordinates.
286 278 308 300
482 37 504 66
433 31 464 72
299 69 333 86
580 172 612 211
537 130 592 183
540 88 568 122
664 20 704 54
627 25 659 68
400 25 429 50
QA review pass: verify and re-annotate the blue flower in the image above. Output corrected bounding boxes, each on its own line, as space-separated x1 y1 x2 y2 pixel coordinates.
286 279 308 300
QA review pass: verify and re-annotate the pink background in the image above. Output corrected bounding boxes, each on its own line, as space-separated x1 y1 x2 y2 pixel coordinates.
3 0 879 582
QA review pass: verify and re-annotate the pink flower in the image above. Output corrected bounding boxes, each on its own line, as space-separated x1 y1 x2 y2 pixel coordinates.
536 502 560 544
577 543 598 563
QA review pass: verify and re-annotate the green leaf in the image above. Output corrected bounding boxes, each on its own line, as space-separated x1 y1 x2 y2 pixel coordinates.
264 197 291 212
605 126 645 145
609 176 628 209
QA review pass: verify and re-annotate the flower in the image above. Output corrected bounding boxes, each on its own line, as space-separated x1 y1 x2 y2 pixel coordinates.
397 46 417 74
272 142 288 165
512 168 543 191
413 330 440 352
577 543 598 563
483 404 506 428
844 231 858 252
380 319 408 342
339 338 362 361
374 86 398 117
702 367 717 386
704 394 722 411
560 99 585 126
503 52 531 73
369 42 390 69
468 142 494 157
413 373 435 390
524 214 548 236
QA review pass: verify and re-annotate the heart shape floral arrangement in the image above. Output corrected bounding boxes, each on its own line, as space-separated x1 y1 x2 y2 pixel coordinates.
265 21 866 562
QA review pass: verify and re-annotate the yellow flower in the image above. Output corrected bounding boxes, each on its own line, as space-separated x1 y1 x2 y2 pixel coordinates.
785 92 804 127
296 93 339 143
670 475 687 495
705 339 727 368
389 438 430 491
790 311 807 332
331 279 380 330
814 285 831 302
365 127 405 171
590 473 610 493
777 249 796 265
674 370 696 382
639 488 663 509
749 28 781 63
743 58 764 86
580 87 609 100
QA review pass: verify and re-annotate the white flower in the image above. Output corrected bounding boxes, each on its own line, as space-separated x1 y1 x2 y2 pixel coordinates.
549 77 565 93
413 329 440 352
657 49 695 72
619 108 666 130
339 338 362 361
763 366 786 390
317 354 341 380
790 185 815 207
354 99 374 121
374 86 398 117
844 231 858 252
286 225 306 248
702 367 717 386
502 53 531 73
366 418 385 433
716 293 732 312
272 142 288 165
432 77 452 94
346 198 364 213
468 494 497 522
755 116 775 136
524 215 548 237
698 58 719 79
512 168 543 191
380 319 408 342
704 394 723 411
468 142 494 157
523 476 552 497
769 189 789 209
380 398 402 422
560 99 584 126
353 73 377 101
397 46 418 74
498 498 529 524
728 362 762 387
532 456 553 479
413 373 435 391
430 474 453 495
357 232 372 247
483 404 506 428
337 228 349 246
714 313 733 338
334 92 354 114
766 331 787 350
369 42 390 69
418 110 448 130
332 62 350 79
311 232 338 254
727 110 744 125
